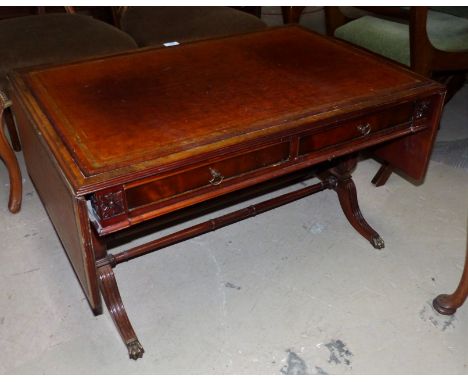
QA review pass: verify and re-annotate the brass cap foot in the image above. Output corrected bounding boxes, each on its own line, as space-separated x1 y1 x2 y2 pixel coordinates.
371 236 385 249
127 339 145 360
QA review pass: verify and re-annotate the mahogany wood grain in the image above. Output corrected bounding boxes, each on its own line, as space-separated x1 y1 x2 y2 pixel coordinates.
98 264 144 359
125 141 290 209
101 177 332 266
326 155 384 249
93 208 144 358
9 26 440 194
8 26 446 359
106 169 317 247
10 89 101 311
298 101 414 155
371 94 445 183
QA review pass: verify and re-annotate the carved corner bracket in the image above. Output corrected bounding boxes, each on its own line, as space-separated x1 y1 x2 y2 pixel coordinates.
91 187 127 222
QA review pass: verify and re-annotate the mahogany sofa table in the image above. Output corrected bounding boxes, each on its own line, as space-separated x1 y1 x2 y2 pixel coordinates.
8 26 445 359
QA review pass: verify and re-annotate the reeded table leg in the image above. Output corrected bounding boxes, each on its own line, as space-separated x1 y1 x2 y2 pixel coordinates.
326 156 385 249
433 238 468 315
0 104 22 213
98 264 145 360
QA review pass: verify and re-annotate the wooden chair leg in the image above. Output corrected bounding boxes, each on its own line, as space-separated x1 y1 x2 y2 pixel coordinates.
433 234 468 315
281 6 305 24
325 155 385 249
0 107 22 213
98 264 145 360
4 108 21 152
371 163 393 187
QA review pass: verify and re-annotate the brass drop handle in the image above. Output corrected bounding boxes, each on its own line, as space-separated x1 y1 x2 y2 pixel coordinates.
357 122 371 136
209 167 224 186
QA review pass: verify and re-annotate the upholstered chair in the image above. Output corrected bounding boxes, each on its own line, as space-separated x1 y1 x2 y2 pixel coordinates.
0 11 138 213
329 7 468 79
117 6 267 47
325 6 468 185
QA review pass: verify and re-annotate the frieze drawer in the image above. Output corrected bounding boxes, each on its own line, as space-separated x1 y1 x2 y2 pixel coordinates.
125 141 290 210
298 101 418 156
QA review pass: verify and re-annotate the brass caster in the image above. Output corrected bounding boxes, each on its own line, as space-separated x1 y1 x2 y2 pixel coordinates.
127 339 145 360
371 236 385 249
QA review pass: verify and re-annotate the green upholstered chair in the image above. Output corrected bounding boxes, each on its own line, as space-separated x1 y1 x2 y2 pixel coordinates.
431 7 468 19
330 7 468 77
0 11 138 213
325 6 468 186
117 6 267 48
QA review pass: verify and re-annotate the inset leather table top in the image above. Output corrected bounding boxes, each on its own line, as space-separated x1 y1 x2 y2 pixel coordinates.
10 26 438 193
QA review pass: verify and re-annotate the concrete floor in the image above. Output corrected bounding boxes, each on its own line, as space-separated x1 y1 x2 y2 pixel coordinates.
1 11 467 374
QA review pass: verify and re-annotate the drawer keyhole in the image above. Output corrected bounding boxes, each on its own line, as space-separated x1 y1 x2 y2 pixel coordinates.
357 123 372 136
209 167 224 186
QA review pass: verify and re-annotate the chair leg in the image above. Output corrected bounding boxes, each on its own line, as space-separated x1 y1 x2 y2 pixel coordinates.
371 163 393 187
433 237 468 315
0 109 22 213
281 6 305 24
4 108 21 152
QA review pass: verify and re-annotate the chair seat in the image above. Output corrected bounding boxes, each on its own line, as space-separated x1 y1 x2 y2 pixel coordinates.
431 6 468 19
120 6 267 47
335 10 468 67
0 13 137 92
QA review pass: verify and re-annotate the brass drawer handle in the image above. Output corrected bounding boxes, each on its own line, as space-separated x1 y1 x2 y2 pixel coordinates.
357 123 371 136
209 167 224 185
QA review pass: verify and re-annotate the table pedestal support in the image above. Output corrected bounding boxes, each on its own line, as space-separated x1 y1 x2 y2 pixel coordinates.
322 156 385 249
95 157 385 359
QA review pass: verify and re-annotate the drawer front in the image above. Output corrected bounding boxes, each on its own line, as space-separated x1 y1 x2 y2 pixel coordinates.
125 141 290 209
89 97 435 234
298 102 415 155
